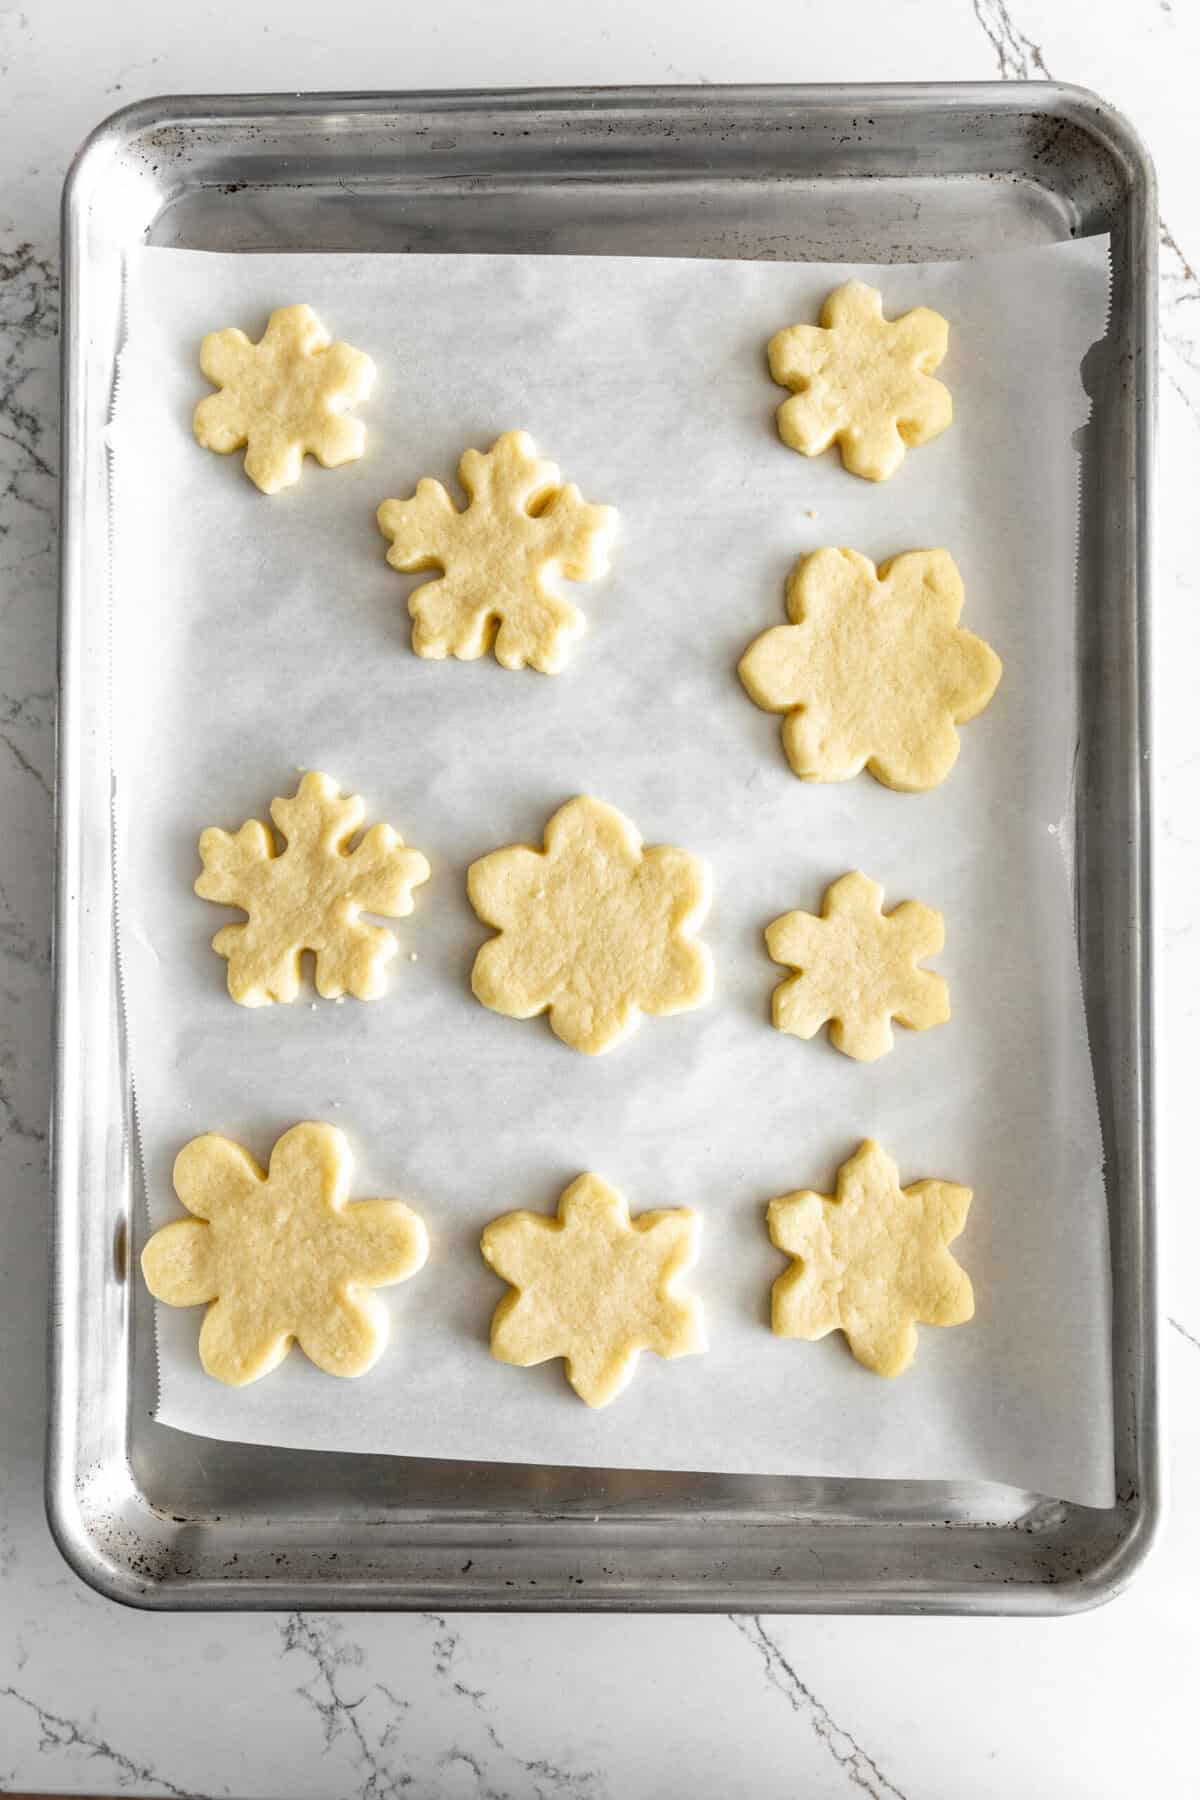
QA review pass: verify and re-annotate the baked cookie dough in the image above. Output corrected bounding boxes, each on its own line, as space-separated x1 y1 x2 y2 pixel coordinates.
766 871 948 1061
377 430 618 673
768 280 951 481
767 1140 974 1377
193 304 375 494
467 795 712 1054
738 547 1001 791
141 1122 429 1386
481 1172 706 1406
196 771 430 1007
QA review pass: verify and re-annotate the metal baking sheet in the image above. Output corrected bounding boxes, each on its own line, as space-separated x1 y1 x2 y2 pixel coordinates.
50 85 1160 1613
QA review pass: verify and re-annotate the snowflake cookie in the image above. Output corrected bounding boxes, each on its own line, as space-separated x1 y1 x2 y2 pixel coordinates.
141 1123 429 1386
376 430 618 673
767 280 952 482
767 1140 973 1377
739 547 1001 791
481 1173 706 1407
467 795 713 1055
766 871 948 1062
196 771 430 1007
193 304 375 494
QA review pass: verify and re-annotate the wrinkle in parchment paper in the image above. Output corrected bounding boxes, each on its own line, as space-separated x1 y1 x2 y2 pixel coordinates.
109 239 1114 1505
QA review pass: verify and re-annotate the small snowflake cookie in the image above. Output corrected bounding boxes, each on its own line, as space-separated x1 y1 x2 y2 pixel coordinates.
767 280 952 482
467 795 713 1055
193 303 375 494
377 430 618 673
739 547 1001 791
767 1140 974 1377
141 1123 429 1386
481 1172 706 1407
196 771 430 1007
766 871 948 1062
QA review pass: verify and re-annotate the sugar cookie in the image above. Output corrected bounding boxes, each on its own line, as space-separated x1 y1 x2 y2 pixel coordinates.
481 1172 706 1406
193 304 374 494
467 795 712 1054
739 547 1001 790
141 1123 429 1386
377 430 618 673
768 280 951 481
766 871 948 1061
767 1140 973 1377
196 771 430 1007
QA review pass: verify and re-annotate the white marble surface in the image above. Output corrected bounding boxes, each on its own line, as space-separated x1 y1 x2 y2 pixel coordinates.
1 0 1197 1793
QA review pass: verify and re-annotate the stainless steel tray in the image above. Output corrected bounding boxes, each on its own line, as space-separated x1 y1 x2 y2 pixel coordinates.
50 85 1159 1613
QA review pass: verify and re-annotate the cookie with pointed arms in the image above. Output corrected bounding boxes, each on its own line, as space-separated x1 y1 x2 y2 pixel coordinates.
766 871 948 1061
481 1173 705 1406
195 771 430 1007
378 431 617 672
767 1140 973 1376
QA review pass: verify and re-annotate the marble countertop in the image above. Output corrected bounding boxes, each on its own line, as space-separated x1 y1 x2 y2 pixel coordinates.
3 1 1198 1794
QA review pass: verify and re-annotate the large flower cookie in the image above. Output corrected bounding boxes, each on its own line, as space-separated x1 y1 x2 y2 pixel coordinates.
768 280 951 482
766 871 948 1062
738 547 1001 791
377 430 618 673
467 795 712 1054
767 1140 974 1377
196 771 430 1007
481 1172 706 1407
141 1123 429 1386
193 304 375 494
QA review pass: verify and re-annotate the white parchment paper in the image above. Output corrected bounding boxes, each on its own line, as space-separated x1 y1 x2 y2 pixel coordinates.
109 239 1114 1505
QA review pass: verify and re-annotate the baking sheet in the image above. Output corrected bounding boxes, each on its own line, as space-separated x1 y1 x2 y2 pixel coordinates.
108 239 1113 1506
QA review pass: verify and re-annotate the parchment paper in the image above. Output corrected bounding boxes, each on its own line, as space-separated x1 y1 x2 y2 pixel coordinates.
109 239 1114 1505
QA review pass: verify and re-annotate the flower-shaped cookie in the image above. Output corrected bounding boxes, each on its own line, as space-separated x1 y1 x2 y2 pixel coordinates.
738 547 1001 791
196 771 430 1007
766 871 948 1061
481 1172 706 1406
377 430 618 673
467 795 713 1054
768 280 951 481
193 304 375 494
767 1140 973 1377
140 1123 429 1386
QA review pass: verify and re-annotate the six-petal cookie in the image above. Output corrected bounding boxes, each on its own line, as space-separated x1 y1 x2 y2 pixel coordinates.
467 795 713 1054
377 430 618 673
767 1139 974 1377
140 1122 429 1386
739 547 1002 790
196 771 430 1007
768 280 952 481
481 1172 706 1406
766 871 949 1061
193 304 375 494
